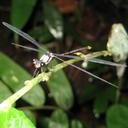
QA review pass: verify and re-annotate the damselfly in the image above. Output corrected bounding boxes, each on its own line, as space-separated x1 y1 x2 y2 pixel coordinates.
2 22 126 88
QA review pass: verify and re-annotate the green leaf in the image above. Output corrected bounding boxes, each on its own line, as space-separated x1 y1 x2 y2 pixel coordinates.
94 87 116 114
43 0 63 39
0 52 45 106
0 81 12 103
41 117 51 128
50 109 69 128
80 84 99 103
47 60 74 110
22 110 36 125
41 109 69 128
94 91 108 115
11 0 37 28
71 120 85 128
120 97 128 107
0 107 36 128
107 105 128 128
29 25 53 43
64 21 92 46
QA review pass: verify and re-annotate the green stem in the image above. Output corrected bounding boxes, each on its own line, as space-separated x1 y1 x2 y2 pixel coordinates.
115 78 122 103
0 50 108 110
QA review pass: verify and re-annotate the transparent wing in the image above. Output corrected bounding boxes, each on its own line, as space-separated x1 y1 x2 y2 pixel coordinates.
3 22 124 69
2 22 47 52
87 58 126 67
54 56 118 88
54 53 126 68
12 43 41 53
11 42 126 68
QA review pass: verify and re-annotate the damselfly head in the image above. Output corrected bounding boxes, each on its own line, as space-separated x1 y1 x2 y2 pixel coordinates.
33 59 41 69
33 52 54 69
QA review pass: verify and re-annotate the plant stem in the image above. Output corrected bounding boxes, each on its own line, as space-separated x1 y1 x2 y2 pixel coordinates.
115 78 122 103
0 72 51 110
0 50 108 110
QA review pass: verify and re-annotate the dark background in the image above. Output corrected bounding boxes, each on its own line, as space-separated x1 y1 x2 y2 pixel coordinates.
0 0 128 128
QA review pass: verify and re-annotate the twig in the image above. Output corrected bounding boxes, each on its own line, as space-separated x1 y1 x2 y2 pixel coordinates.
0 50 109 110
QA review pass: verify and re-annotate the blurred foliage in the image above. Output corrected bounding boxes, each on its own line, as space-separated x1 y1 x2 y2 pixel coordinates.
11 0 37 28
0 107 36 128
1 0 128 128
106 105 128 128
0 52 45 106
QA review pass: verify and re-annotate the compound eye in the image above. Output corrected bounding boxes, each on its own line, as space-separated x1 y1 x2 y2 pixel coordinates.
41 62 44 66
33 59 41 69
